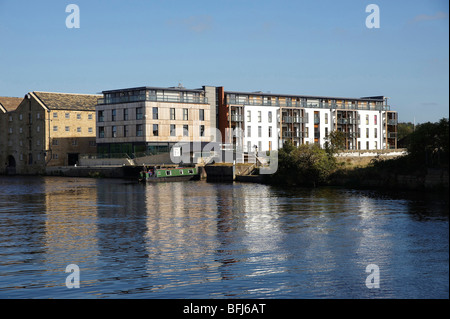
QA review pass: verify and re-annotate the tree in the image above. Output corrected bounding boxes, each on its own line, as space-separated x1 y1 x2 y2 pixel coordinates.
270 141 337 187
324 130 346 156
407 118 449 168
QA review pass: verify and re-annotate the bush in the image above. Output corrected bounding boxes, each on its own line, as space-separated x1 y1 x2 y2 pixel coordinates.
269 141 337 187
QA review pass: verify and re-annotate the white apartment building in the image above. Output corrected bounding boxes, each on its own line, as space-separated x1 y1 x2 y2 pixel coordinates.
218 88 397 152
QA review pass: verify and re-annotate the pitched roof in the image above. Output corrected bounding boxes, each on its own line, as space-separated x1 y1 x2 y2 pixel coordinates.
0 96 23 112
32 91 101 111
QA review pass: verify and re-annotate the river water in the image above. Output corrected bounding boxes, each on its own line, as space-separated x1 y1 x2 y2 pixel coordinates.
0 176 448 299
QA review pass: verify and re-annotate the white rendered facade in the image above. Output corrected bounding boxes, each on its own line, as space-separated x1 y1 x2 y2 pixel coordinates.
221 90 397 151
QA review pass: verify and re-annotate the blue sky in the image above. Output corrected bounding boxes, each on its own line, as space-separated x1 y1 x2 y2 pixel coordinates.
0 0 448 123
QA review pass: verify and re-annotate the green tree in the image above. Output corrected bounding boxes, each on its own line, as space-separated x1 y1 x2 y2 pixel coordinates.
324 130 346 156
270 141 337 187
407 118 449 168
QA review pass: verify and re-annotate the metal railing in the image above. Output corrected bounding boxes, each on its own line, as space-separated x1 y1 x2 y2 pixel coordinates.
227 98 391 111
98 95 208 105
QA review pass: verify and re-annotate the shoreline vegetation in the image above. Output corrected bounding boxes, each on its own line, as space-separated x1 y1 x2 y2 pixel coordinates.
264 118 449 193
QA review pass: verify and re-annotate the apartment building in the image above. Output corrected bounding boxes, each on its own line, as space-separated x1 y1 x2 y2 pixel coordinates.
217 87 397 152
95 85 216 156
0 91 99 174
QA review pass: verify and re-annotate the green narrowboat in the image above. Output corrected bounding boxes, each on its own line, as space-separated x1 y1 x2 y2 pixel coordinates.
139 166 198 183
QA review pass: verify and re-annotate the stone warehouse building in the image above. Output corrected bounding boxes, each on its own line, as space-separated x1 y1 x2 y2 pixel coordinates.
0 92 100 174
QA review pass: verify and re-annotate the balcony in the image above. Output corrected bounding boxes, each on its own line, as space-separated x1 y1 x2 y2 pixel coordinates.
387 119 398 125
230 114 243 122
98 95 208 105
387 132 397 138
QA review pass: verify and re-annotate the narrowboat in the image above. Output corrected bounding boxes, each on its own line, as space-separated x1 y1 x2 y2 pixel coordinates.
139 166 198 183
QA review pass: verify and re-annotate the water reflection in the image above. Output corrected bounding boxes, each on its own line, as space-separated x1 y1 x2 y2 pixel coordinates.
0 177 447 298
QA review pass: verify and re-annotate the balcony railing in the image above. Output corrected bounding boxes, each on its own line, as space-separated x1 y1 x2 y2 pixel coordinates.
388 132 397 138
230 114 243 122
282 116 308 124
337 118 360 125
98 95 208 105
227 99 390 110
387 119 398 125
282 131 307 138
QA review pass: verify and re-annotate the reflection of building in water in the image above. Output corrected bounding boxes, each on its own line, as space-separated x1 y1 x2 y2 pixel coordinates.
215 184 286 287
143 182 220 284
43 178 99 269
241 185 286 278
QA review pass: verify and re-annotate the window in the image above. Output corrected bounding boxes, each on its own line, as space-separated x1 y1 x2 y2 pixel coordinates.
247 141 251 152
258 141 262 151
65 113 70 119
65 126 70 132
136 124 143 137
166 170 172 176
52 154 58 160
53 112 58 118
36 139 40 146
268 111 272 123
89 141 96 147
136 107 143 120
247 110 251 122
36 113 40 119
374 128 377 138
199 109 204 121
37 126 40 133
88 127 93 133
366 115 369 125
183 108 188 121
374 141 378 149
183 125 188 137
152 107 158 120
111 109 116 121
268 126 272 138
72 140 78 146
99 127 105 138
77 127 81 133
8 127 12 134
374 115 377 125
366 128 369 138
112 126 117 137
9 115 12 122
123 109 128 121
325 127 328 137
200 125 205 137
77 113 81 120
124 125 128 137
247 126 251 137
258 111 262 123
53 126 58 132
258 126 262 138
19 114 23 121
153 124 158 136
366 141 369 150
170 108 175 120
325 113 328 124
98 110 104 122
52 139 58 145
170 124 176 136
88 113 93 120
